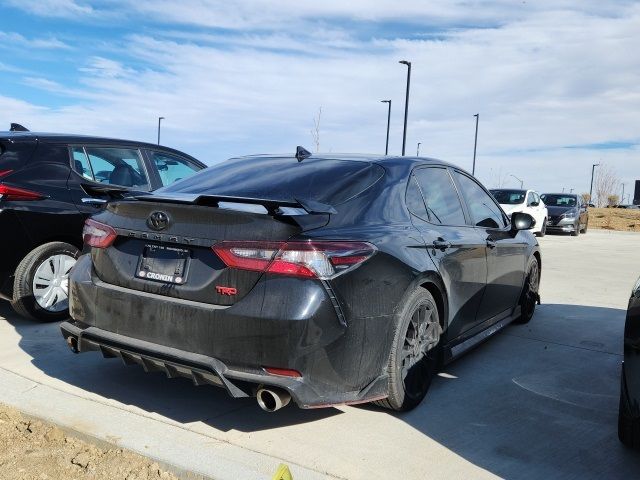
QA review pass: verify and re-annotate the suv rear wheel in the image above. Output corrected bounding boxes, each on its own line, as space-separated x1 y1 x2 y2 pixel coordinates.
11 242 80 322
375 288 442 411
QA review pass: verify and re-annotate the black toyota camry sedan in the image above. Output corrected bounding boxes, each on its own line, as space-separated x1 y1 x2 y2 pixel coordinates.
620 277 640 449
61 150 541 412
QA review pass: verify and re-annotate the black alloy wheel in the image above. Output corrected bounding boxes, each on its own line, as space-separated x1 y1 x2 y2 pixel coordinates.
514 257 540 324
375 288 443 411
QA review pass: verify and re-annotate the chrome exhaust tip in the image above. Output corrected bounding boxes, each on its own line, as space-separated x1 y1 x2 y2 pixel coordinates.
256 387 291 412
66 336 79 353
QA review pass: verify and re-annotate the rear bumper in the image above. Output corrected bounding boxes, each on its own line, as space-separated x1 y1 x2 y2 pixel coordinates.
65 254 391 408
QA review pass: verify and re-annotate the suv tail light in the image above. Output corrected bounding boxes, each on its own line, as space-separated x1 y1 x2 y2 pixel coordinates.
83 218 117 248
213 241 376 280
0 184 45 201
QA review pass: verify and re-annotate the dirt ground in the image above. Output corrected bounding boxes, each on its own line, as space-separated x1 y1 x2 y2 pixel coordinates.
589 207 640 232
0 403 178 480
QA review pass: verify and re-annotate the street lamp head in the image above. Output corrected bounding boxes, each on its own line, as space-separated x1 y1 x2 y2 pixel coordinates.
159 116 165 120
473 113 479 118
399 60 411 66
381 100 391 104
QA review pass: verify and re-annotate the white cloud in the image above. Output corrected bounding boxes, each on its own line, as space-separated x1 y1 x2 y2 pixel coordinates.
4 0 93 18
1 1 639 193
0 31 70 49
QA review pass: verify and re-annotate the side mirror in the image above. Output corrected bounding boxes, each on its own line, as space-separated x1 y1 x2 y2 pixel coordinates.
511 212 536 231
529 201 539 207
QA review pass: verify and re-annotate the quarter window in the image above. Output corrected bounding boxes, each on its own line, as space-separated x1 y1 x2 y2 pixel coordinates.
413 167 466 225
406 175 429 220
71 147 93 180
453 171 506 229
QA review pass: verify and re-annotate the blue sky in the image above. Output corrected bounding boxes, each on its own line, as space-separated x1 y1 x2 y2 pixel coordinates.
1 0 639 199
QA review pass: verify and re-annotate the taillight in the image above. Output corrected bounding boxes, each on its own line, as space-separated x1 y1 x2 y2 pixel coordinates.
0 184 45 201
212 241 376 280
83 218 117 248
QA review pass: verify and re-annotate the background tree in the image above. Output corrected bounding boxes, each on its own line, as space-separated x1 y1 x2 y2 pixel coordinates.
607 194 620 207
310 107 322 152
593 164 621 207
581 192 591 205
489 167 508 188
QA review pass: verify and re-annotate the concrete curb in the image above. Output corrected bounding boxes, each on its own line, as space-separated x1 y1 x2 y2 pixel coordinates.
0 367 332 480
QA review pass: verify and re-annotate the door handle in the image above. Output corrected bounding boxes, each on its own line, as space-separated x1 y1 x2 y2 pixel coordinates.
433 238 451 251
81 197 107 206
486 238 497 249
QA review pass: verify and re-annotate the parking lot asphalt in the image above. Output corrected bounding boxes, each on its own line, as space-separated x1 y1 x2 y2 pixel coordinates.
1 229 640 479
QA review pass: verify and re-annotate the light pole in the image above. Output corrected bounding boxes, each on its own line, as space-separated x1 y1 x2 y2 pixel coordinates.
510 174 523 189
570 188 574 193
399 60 411 156
417 142 421 156
622 183 625 205
381 100 391 155
157 116 165 145
589 163 599 203
472 113 479 175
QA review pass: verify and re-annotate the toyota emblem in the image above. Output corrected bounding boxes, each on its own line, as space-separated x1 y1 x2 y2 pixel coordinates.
147 211 170 231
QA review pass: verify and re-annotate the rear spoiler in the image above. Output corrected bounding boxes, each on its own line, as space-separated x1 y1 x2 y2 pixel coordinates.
134 193 337 216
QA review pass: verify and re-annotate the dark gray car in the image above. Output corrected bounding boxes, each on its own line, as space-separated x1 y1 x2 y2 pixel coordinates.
540 193 589 236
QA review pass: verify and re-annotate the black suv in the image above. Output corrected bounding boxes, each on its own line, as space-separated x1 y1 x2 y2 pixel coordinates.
0 128 205 321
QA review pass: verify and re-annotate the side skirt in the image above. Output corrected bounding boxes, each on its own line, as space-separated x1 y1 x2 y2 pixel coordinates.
442 306 521 364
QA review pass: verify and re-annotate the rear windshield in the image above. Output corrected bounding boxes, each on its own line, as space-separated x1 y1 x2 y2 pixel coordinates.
540 194 577 207
158 156 385 205
490 189 526 205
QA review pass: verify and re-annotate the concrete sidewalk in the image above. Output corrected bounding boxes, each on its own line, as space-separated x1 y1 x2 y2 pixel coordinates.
1 230 640 479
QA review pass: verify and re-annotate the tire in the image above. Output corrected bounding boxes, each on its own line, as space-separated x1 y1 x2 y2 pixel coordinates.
11 242 80 322
571 222 580 236
536 218 547 237
513 257 540 325
374 288 443 411
619 380 640 449
581 221 588 234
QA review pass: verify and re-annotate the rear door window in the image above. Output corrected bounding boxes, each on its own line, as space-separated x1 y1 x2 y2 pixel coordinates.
413 167 466 226
70 146 150 190
149 151 201 186
453 171 507 229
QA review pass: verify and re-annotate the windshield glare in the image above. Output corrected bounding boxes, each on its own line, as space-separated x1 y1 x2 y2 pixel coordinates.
490 189 526 205
541 194 577 207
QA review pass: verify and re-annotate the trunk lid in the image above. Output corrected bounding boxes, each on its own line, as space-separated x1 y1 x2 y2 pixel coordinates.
90 198 328 306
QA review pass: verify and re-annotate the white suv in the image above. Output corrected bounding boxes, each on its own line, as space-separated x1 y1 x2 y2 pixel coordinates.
489 189 548 237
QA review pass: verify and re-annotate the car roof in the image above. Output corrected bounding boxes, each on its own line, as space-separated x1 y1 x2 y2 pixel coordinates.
0 131 204 166
231 153 462 173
